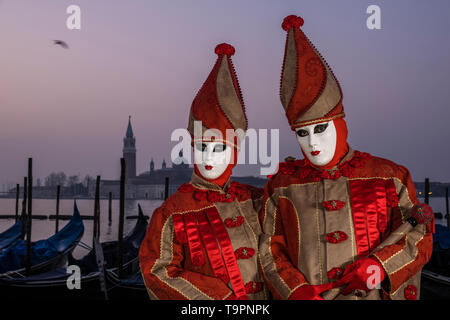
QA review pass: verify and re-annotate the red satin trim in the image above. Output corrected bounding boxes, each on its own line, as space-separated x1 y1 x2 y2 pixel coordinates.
375 181 388 236
172 214 188 244
349 179 389 257
385 179 399 208
197 212 229 284
183 212 205 266
205 207 248 299
349 180 371 257
366 180 384 249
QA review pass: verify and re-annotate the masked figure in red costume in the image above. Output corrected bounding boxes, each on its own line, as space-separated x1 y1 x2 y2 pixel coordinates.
258 15 434 300
139 43 268 300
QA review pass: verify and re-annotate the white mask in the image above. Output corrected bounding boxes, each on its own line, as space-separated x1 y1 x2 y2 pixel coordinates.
194 141 232 180
295 120 337 167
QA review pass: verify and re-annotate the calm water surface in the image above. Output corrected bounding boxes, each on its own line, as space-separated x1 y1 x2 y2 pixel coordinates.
0 197 448 259
0 198 163 258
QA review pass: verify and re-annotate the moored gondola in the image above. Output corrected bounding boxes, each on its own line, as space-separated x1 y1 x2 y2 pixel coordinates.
0 203 148 300
420 224 450 299
0 219 25 253
0 202 84 277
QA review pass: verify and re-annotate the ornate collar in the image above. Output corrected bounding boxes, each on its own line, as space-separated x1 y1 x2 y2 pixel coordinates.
276 149 371 181
179 172 246 203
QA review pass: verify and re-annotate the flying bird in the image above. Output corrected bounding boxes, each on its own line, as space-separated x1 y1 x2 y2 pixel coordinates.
53 40 69 49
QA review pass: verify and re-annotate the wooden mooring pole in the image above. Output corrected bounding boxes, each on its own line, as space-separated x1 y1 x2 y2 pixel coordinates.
118 158 126 279
15 184 19 222
55 185 61 234
25 158 33 275
21 177 27 236
424 178 430 205
446 187 449 229
108 192 112 225
96 176 101 239
93 176 100 246
164 177 169 200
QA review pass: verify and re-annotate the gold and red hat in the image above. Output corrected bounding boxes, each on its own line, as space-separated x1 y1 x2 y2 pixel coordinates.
280 15 345 130
188 43 247 148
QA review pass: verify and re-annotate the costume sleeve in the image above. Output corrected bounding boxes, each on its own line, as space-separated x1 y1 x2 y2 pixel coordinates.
370 165 433 297
139 206 233 300
249 185 264 215
258 178 308 300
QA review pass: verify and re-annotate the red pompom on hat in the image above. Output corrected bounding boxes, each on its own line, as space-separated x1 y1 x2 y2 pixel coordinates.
215 43 235 56
281 15 304 31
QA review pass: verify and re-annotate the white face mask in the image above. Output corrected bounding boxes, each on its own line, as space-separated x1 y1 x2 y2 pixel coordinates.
295 120 337 167
194 141 232 180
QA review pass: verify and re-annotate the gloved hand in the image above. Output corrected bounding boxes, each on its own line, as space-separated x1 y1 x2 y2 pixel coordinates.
288 283 333 300
334 257 386 296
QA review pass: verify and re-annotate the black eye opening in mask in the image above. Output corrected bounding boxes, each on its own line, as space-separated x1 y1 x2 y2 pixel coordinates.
195 143 227 152
314 123 328 134
213 144 226 152
296 129 308 137
296 123 329 137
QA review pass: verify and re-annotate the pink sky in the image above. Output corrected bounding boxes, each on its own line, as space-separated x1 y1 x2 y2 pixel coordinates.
1 0 450 189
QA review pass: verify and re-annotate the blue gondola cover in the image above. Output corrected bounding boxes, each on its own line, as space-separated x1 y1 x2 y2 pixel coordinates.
0 220 24 252
0 203 84 274
433 224 450 250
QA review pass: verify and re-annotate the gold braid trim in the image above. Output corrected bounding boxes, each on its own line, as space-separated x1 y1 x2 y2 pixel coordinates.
171 204 217 216
259 195 292 299
315 183 324 284
372 230 426 298
345 180 357 262
150 215 212 300
291 112 345 129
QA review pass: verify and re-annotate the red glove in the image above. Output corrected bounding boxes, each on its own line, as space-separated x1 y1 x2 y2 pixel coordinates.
334 257 386 296
288 283 333 300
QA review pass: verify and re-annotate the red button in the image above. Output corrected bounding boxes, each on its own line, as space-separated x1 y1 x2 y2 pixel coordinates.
224 216 245 228
235 247 255 259
322 200 345 211
326 231 348 244
404 285 417 300
245 281 263 294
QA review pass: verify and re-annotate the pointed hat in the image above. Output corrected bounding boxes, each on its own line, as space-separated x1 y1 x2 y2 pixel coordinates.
188 43 247 148
280 15 345 130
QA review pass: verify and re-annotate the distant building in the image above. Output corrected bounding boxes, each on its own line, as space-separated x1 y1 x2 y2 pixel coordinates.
4 117 267 200
89 117 267 200
90 117 193 199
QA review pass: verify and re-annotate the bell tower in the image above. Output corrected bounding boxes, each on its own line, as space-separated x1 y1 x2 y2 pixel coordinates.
123 116 136 179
